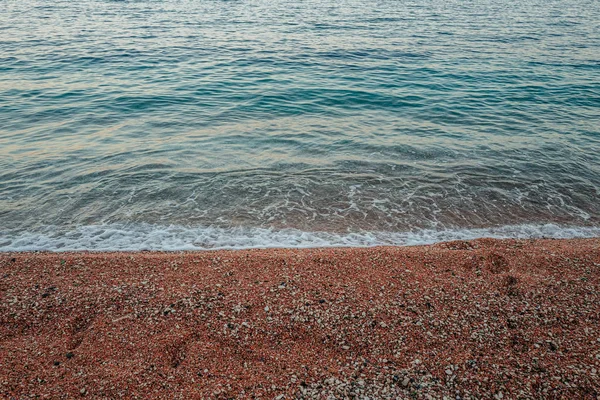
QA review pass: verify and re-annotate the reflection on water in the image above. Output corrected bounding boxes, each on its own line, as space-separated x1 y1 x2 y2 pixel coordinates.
1 0 599 250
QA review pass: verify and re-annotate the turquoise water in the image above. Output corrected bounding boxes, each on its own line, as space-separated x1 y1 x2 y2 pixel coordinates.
1 0 600 250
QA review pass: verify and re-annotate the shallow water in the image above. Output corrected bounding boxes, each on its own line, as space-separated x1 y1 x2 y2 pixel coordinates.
1 0 599 250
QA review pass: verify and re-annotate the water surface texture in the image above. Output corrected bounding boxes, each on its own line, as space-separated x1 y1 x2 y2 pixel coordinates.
1 0 600 250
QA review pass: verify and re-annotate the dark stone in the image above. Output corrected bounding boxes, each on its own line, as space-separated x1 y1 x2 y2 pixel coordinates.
66 352 74 359
319 299 325 304
53 361 60 366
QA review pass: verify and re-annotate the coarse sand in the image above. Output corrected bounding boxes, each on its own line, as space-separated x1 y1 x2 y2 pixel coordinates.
1 238 600 399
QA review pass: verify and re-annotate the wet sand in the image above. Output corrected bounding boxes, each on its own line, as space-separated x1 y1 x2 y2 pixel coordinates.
1 238 599 399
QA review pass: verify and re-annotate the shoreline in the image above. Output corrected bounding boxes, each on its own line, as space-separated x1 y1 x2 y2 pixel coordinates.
3 223 600 253
1 238 599 398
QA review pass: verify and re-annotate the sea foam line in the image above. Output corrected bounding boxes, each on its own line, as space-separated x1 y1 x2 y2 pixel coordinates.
1 223 600 252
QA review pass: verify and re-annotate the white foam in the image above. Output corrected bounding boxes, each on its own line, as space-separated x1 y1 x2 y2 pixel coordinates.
1 223 600 252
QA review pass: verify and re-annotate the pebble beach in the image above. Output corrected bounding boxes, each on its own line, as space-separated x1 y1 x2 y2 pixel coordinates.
1 238 599 399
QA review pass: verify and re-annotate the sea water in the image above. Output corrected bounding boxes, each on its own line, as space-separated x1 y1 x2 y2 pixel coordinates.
1 0 599 251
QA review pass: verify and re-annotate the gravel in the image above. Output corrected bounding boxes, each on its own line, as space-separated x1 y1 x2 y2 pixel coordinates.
1 238 599 399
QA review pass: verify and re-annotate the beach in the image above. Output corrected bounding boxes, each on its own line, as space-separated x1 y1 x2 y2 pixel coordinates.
2 0 600 398
1 238 599 399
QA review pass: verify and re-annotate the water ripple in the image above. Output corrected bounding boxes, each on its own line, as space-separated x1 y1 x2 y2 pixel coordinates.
1 0 599 249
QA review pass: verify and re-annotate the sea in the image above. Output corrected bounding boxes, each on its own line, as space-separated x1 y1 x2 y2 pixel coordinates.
1 0 599 251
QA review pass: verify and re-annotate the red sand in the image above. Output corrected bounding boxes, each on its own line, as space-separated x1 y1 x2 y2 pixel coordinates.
1 238 600 399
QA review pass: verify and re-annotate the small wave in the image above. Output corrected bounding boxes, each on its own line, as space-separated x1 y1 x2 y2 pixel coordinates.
1 223 599 252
